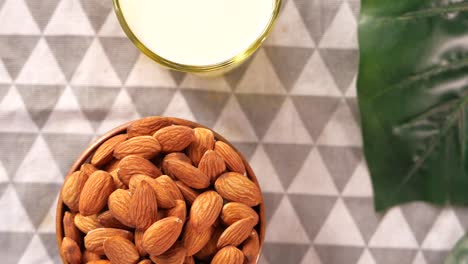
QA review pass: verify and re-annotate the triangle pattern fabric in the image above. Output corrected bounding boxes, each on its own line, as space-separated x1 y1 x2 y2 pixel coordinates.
288 148 339 195
181 90 230 127
319 146 362 191
44 0 94 35
342 160 373 197
0 132 36 177
369 207 419 249
38 233 61 263
169 70 186 86
412 251 427 264
0 232 34 264
289 194 337 241
46 36 93 80
265 195 310 243
236 49 287 94
162 90 196 121
0 85 39 133
315 245 363 264
0 84 8 102
0 35 39 79
0 185 35 231
263 143 312 190
13 182 61 228
263 243 310 264
249 145 284 193
16 85 65 128
357 249 377 264
300 247 323 264
126 86 176 117
344 197 382 243
0 61 11 83
180 74 231 92
453 206 468 231
263 98 313 144
16 38 66 85
224 55 254 89
14 134 63 183
369 248 417 264
347 0 360 19
319 2 358 49
0 161 8 183
126 54 176 87
422 208 464 250
422 250 449 264
100 37 140 82
230 142 258 161
266 0 315 48
400 202 441 244
319 48 359 92
18 234 54 264
264 46 314 92
292 51 342 96
0 0 40 35
213 95 258 142
37 195 58 233
99 10 126 37
315 198 365 246
80 0 112 31
24 0 60 30
262 192 284 224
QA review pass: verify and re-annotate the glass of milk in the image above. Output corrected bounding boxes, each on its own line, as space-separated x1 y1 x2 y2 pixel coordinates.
113 0 281 75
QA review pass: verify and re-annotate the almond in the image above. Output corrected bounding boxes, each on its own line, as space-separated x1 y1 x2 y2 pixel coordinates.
63 212 82 246
129 180 159 229
88 261 111 264
154 175 184 206
81 163 98 177
187 128 215 166
211 246 244 264
84 228 133 255
79 170 114 216
198 150 226 183
97 211 129 230
183 221 213 256
128 174 155 193
164 159 210 189
174 181 200 205
74 213 103 234
127 116 172 138
217 217 256 248
135 229 148 256
111 170 126 189
214 172 262 207
167 200 186 222
62 170 88 212
153 125 194 152
142 216 184 256
184 256 195 264
163 152 192 165
108 189 134 227
189 191 223 231
118 155 162 185
242 229 260 264
61 237 81 264
221 202 259 226
214 141 246 174
138 260 152 264
104 158 121 173
103 236 139 264
114 136 161 160
195 228 223 259
91 134 128 166
83 250 101 262
149 243 186 264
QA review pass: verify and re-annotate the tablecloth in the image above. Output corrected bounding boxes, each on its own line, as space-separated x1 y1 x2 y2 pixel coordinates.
0 0 466 263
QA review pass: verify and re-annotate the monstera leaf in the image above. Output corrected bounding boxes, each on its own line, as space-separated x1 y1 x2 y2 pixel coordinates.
358 0 468 211
446 235 468 263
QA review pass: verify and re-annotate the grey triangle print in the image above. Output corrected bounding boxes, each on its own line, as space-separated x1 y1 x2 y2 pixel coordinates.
0 36 39 79
80 0 113 31
24 0 60 30
126 86 176 117
315 245 363 264
100 37 140 82
181 90 230 127
370 248 417 264
0 133 36 176
0 232 34 264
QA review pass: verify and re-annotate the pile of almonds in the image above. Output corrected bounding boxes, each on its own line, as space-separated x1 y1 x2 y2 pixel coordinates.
59 117 263 264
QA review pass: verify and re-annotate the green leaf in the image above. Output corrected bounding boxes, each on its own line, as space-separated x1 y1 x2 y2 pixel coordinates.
446 235 468 264
357 0 468 211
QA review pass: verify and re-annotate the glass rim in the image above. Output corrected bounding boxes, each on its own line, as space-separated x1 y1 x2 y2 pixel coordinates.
113 0 282 73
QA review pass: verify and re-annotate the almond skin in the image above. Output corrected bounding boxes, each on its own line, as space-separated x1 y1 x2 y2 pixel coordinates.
217 217 256 248
221 202 259 226
91 134 128 166
118 155 162 185
137 260 152 264
129 180 159 229
97 211 129 230
164 159 210 189
142 216 184 256
88 261 111 264
108 189 134 227
84 228 134 255
63 212 82 246
83 250 101 262
189 191 223 231
104 158 121 173
128 174 155 193
114 136 161 160
153 125 194 153
174 181 200 205
103 236 139 264
79 171 115 216
62 170 88 212
167 200 187 222
198 150 226 183
127 116 172 138
195 228 223 259
214 141 246 174
187 128 215 166
149 243 186 264
184 256 195 264
110 170 126 189
154 175 184 206
183 221 213 256
242 230 260 264
135 229 148 256
214 172 262 207
61 237 81 264
211 246 244 264
81 163 98 177
74 213 103 234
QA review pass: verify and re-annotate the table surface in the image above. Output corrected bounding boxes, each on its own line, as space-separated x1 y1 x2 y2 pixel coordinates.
0 0 466 263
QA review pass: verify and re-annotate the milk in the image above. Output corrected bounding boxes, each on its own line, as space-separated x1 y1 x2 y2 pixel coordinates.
119 0 275 66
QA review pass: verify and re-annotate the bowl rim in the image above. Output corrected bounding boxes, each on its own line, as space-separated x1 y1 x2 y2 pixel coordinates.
56 117 266 263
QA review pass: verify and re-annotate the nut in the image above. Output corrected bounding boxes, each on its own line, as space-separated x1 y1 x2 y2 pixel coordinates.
153 125 194 152
187 128 215 166
114 136 161 160
62 171 88 212
84 228 133 255
221 202 259 226
91 134 127 166
183 221 213 256
211 246 244 264
198 150 226 183
79 171 114 216
61 237 81 264
189 191 223 231
118 155 162 185
164 159 210 189
142 216 184 256
217 217 256 248
127 116 172 138
242 230 260 264
214 172 262 207
149 242 187 264
129 180 159 229
103 236 139 264
214 141 245 174
108 189 134 228
74 213 102 234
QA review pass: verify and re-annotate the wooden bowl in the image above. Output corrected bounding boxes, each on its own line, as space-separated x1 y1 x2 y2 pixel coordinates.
56 117 265 263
